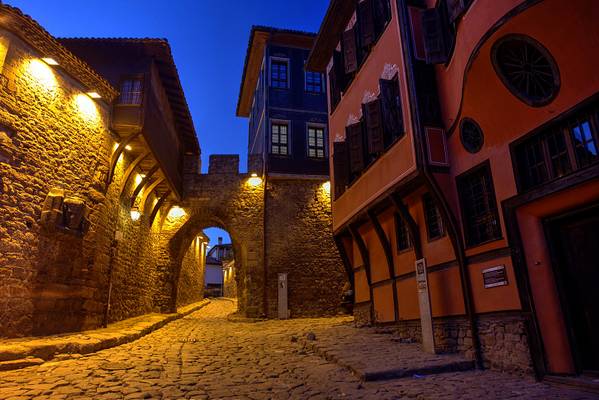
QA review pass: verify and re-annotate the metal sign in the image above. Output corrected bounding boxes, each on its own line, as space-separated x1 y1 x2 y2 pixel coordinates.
278 273 288 319
482 265 508 288
415 258 435 354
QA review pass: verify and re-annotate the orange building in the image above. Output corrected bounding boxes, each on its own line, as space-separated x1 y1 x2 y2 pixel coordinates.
308 0 599 378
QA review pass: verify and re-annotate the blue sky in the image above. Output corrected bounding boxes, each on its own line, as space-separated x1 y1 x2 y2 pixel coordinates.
6 0 329 244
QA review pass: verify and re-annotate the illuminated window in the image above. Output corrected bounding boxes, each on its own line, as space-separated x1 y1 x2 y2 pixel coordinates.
271 122 289 155
270 59 289 89
305 71 323 93
423 193 444 241
119 79 143 105
307 126 326 158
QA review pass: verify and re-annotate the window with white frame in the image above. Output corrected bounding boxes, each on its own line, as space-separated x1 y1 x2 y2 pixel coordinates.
271 122 289 155
305 71 323 93
270 58 289 89
307 126 326 158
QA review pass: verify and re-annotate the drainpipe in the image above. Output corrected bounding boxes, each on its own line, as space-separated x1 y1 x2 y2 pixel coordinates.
396 0 483 368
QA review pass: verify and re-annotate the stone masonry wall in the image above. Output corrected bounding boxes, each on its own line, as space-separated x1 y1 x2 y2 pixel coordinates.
0 30 117 336
176 238 204 307
0 28 178 337
388 313 533 374
264 178 347 318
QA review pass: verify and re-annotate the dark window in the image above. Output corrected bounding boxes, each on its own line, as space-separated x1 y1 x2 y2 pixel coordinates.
457 163 502 247
492 35 560 107
423 193 444 240
307 126 326 158
333 141 349 199
570 118 598 167
546 129 572 177
516 135 549 189
119 79 143 105
271 59 289 89
513 104 599 191
379 76 404 144
305 71 323 93
395 213 412 251
271 122 289 155
460 118 484 153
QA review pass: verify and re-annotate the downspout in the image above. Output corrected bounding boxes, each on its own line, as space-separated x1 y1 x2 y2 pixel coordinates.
396 0 483 368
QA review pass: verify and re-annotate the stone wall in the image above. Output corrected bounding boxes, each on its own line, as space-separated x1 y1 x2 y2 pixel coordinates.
176 238 204 307
264 178 347 318
0 29 117 337
386 312 533 374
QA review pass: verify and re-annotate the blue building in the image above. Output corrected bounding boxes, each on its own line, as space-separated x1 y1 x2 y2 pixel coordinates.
237 26 329 176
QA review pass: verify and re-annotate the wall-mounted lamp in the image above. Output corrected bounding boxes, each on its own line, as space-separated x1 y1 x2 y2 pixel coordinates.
247 173 262 187
322 181 331 196
167 206 186 219
87 91 101 99
130 207 141 221
41 57 59 66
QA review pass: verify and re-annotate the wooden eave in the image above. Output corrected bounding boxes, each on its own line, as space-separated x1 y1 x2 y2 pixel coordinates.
306 0 356 72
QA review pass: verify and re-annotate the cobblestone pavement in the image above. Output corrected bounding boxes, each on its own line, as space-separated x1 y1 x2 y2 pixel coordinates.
0 299 596 400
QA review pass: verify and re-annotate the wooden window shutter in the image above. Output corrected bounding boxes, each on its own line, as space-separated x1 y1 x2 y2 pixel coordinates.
333 141 349 199
421 7 449 64
358 0 376 50
373 0 391 36
346 122 366 174
363 99 385 155
379 78 404 143
342 27 358 75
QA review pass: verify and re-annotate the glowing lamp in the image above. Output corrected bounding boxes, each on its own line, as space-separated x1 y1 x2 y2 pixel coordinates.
168 206 186 219
248 173 262 186
42 57 59 66
322 181 331 195
130 208 141 221
135 173 146 187
87 91 101 99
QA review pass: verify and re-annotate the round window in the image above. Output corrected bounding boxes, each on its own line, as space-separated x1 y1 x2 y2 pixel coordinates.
460 118 484 153
491 35 559 107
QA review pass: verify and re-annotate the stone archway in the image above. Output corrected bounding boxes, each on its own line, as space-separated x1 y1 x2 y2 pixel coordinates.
157 167 266 317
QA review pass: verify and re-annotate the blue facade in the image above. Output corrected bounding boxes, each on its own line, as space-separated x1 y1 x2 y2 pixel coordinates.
247 41 329 176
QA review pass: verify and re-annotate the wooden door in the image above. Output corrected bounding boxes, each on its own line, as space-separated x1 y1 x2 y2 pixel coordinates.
547 204 599 374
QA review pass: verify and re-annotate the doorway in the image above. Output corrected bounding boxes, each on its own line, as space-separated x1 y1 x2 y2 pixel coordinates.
546 203 599 374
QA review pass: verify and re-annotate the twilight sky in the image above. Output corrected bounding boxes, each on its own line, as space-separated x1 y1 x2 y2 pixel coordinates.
6 0 329 244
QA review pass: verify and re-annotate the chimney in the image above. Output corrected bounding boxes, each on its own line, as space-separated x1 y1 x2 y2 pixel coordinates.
218 237 223 245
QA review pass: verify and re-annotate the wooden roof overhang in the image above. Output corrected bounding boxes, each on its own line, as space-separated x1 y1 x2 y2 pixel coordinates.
236 26 317 117
306 0 356 72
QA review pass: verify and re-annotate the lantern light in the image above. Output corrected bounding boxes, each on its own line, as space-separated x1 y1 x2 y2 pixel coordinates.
41 57 59 66
248 173 262 187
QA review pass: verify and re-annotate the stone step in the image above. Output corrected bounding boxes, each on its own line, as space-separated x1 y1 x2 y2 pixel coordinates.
299 324 476 382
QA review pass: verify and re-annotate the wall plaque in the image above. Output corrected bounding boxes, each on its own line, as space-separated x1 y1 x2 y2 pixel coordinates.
482 265 508 288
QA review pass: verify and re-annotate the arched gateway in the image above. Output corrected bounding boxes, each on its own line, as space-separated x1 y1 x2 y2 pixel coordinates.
161 164 266 317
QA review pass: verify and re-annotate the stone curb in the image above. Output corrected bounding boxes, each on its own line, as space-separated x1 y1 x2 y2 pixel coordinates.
301 339 475 382
0 299 210 371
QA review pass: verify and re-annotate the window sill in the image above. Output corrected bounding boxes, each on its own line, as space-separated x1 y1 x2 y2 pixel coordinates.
396 246 414 255
426 233 446 244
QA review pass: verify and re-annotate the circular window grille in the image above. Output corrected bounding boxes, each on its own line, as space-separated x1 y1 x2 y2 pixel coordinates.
460 118 484 153
492 35 559 107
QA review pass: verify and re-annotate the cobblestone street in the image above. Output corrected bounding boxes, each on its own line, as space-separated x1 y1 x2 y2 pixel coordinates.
0 299 596 400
